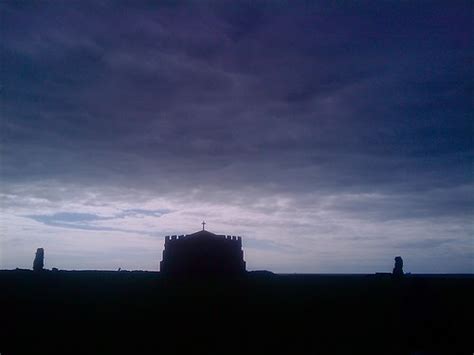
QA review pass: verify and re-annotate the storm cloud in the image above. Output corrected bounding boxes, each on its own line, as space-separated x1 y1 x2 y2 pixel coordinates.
1 1 472 272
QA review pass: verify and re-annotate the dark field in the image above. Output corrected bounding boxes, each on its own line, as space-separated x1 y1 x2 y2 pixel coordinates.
0 270 472 355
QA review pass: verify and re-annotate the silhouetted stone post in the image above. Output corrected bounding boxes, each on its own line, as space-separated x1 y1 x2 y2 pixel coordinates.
33 248 44 272
392 256 404 277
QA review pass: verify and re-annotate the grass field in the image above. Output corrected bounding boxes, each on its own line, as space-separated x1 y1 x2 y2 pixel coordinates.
0 270 472 354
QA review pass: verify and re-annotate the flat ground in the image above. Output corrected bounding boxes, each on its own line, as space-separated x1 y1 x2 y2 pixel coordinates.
0 270 472 355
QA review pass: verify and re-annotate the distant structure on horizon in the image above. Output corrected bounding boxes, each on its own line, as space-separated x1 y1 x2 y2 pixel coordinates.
393 256 404 277
160 222 246 276
33 248 44 272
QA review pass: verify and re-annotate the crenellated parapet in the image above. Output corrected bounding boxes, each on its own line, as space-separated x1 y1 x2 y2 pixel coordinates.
165 234 242 246
160 229 246 276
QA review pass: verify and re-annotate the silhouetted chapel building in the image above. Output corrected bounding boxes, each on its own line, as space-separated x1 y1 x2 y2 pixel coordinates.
160 223 246 276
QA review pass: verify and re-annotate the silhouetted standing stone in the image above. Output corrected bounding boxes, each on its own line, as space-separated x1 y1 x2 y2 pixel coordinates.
393 256 404 277
33 248 44 272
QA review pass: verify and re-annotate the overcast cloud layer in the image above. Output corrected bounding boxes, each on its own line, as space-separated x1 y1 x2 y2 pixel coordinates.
1 1 472 272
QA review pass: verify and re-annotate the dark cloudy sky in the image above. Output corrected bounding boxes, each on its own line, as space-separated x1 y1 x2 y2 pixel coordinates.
1 1 472 272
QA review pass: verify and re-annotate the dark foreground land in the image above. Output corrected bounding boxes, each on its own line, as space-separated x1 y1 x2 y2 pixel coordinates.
0 270 472 355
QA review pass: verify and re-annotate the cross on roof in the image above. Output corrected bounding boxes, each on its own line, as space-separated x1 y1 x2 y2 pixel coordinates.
201 221 206 231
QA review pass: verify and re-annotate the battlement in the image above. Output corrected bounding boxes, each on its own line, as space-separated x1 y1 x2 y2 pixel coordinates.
160 230 246 275
165 234 242 245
